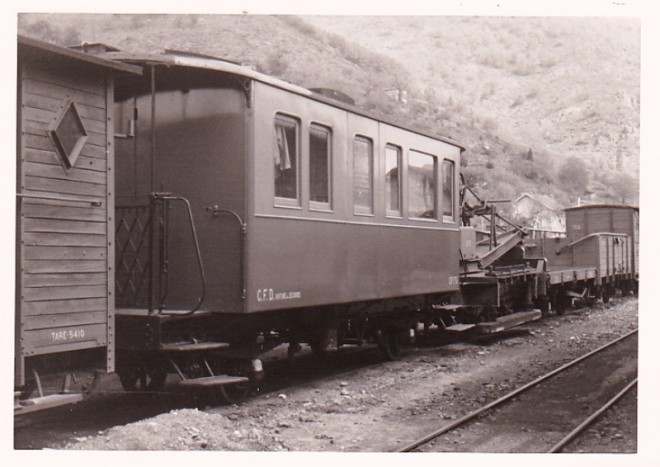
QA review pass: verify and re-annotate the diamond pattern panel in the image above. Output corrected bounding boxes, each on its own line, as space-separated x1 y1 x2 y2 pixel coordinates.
48 100 88 168
115 205 152 308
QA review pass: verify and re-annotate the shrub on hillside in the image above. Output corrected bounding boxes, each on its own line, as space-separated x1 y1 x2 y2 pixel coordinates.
21 19 80 45
557 156 589 193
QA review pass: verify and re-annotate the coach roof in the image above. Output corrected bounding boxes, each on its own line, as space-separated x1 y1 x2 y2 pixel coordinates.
104 49 464 151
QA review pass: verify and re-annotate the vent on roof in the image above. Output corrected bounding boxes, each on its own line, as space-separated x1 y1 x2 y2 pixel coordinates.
69 42 120 54
310 88 355 106
164 49 242 65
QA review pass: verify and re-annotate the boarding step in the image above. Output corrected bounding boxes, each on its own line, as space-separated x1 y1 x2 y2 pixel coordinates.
14 393 84 415
176 375 249 388
161 341 230 352
444 324 476 332
474 309 542 334
432 304 464 312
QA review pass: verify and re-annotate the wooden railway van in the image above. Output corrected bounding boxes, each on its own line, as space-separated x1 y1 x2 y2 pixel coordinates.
525 204 638 303
564 204 639 281
16 36 140 411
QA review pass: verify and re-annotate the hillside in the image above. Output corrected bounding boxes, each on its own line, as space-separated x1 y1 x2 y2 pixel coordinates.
307 16 640 173
17 13 640 213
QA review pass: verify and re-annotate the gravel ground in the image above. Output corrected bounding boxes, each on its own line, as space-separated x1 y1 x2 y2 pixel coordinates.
564 385 638 453
58 298 640 455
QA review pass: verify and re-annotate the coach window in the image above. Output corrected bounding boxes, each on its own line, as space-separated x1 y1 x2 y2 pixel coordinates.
274 114 300 205
442 159 455 221
385 144 402 217
310 124 332 209
353 136 374 215
408 150 437 219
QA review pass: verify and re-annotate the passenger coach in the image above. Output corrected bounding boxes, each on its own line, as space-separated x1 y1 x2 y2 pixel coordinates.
111 50 463 312
106 48 463 393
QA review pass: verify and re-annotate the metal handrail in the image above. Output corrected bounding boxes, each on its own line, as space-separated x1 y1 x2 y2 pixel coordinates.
152 193 207 316
204 205 247 300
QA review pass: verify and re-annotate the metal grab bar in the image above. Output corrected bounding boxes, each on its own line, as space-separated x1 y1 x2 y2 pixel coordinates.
152 193 207 316
17 193 103 207
204 205 247 300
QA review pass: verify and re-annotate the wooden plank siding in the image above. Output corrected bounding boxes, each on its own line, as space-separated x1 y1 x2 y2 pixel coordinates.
23 284 108 302
22 75 106 109
22 231 107 247
23 259 107 274
24 133 107 160
21 297 108 316
17 58 114 361
24 147 107 173
24 311 108 331
22 202 107 222
23 272 107 288
24 245 107 261
24 161 107 185
23 217 107 235
23 91 107 121
22 119 107 147
23 176 107 198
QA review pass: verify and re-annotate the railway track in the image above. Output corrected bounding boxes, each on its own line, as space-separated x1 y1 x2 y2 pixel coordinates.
396 328 638 452
15 302 636 451
13 326 514 449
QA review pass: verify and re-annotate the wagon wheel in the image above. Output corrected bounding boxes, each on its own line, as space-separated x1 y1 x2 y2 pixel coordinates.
554 290 574 316
536 296 551 316
219 380 252 405
376 328 402 361
209 359 253 405
117 364 167 392
309 338 330 357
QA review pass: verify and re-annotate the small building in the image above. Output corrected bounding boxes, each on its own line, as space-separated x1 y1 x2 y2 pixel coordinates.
511 193 565 232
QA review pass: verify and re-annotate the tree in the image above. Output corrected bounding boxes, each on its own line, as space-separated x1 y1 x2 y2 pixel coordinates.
24 20 58 42
557 156 589 193
608 172 637 204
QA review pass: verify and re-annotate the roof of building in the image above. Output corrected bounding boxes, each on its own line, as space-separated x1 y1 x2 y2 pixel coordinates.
513 193 563 212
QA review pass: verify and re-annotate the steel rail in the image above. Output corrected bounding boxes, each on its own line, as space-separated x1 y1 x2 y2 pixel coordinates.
547 377 638 453
395 328 638 452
